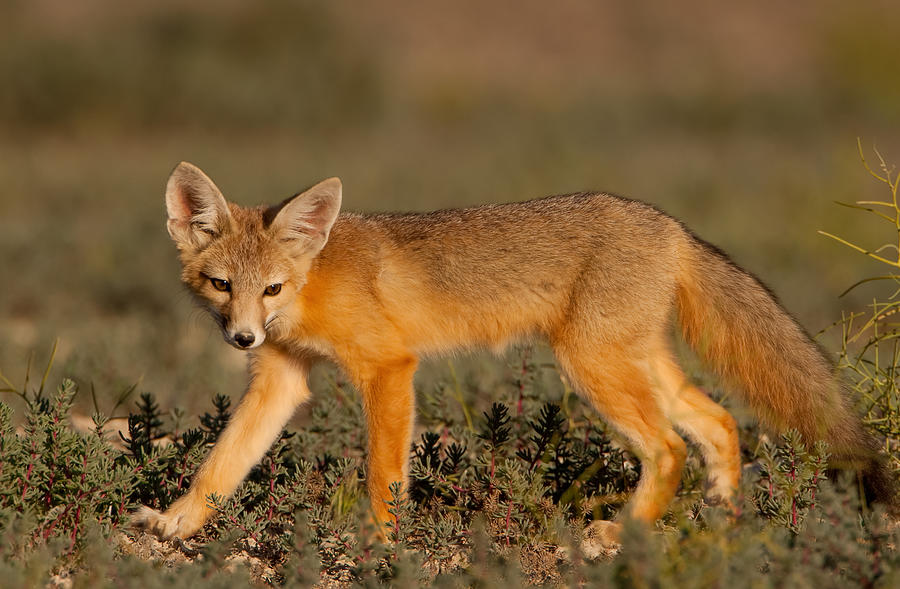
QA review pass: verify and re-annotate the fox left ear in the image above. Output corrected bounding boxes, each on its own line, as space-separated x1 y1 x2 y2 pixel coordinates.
269 177 342 254
165 162 233 251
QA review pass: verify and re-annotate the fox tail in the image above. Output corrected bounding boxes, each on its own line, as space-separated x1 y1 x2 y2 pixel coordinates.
677 236 897 510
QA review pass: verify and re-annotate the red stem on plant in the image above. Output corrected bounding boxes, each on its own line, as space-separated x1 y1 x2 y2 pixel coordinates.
176 451 190 492
393 506 400 543
22 466 33 501
226 512 260 543
69 505 81 553
265 458 277 522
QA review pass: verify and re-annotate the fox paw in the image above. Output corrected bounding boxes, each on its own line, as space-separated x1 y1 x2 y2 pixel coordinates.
581 520 622 559
132 505 205 540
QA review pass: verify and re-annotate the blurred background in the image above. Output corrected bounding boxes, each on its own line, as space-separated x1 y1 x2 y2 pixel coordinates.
1 0 899 415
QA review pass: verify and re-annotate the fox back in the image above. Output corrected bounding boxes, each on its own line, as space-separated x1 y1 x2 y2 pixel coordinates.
282 193 690 358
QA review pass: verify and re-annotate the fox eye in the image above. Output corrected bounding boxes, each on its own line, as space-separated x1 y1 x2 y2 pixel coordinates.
210 278 231 292
264 283 282 296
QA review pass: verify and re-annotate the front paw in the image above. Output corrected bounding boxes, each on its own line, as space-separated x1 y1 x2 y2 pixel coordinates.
132 500 207 540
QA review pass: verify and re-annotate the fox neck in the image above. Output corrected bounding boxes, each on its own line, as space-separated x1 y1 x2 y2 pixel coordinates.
267 220 377 359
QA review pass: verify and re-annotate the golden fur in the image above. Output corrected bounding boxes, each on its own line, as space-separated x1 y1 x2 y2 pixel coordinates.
135 162 894 541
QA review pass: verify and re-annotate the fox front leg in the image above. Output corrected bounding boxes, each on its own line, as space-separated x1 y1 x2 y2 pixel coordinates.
356 356 418 536
134 347 311 540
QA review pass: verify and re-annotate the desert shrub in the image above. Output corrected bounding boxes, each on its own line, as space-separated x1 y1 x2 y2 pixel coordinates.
820 141 900 471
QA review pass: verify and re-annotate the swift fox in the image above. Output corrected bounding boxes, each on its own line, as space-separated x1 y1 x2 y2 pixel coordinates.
136 162 895 541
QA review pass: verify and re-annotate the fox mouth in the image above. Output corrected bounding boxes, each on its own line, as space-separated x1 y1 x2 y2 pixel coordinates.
208 309 264 350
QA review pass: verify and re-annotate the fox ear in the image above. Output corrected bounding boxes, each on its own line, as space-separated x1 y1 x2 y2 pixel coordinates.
165 162 232 250
269 177 342 254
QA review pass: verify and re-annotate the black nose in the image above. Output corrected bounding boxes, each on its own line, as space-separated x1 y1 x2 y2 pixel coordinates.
234 332 255 348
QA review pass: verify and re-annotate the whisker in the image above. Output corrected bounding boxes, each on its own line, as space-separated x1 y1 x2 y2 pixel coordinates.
264 312 281 330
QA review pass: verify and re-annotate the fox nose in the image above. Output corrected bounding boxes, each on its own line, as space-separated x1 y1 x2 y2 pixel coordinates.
234 332 255 348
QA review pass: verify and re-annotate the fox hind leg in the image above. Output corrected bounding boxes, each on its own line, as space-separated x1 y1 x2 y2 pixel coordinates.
554 340 688 535
647 352 741 506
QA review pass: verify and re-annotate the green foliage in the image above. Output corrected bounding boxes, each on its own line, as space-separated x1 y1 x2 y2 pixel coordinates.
754 430 830 532
0 347 896 586
821 142 900 468
199 394 232 443
0 378 135 553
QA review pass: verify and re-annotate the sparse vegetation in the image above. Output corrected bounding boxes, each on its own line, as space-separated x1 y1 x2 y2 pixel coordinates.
0 337 897 586
821 141 900 472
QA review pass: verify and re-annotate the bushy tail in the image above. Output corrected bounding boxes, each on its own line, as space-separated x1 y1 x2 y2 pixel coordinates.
677 237 896 510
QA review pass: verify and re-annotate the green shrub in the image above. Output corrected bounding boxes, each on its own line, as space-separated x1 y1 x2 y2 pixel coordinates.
820 141 900 470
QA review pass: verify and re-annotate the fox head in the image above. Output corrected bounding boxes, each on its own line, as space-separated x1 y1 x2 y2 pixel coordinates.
164 162 341 350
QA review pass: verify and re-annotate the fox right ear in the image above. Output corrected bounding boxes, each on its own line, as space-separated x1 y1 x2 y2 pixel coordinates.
165 162 232 250
269 177 342 255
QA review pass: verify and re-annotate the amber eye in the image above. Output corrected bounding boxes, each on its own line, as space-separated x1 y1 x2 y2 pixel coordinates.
210 278 231 292
264 283 282 296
